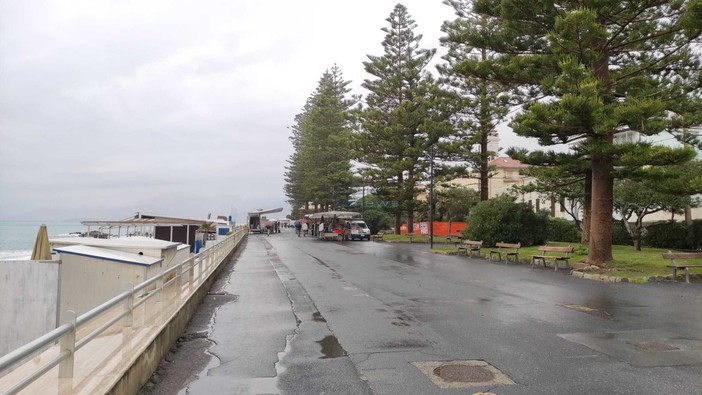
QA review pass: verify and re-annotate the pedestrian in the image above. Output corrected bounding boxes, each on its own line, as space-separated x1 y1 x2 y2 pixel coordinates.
302 221 308 237
295 221 302 237
318 221 325 239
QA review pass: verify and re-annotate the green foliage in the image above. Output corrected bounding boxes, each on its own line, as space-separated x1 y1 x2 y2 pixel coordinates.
548 218 580 243
644 220 702 250
362 208 393 235
434 187 480 221
285 66 355 213
688 220 702 250
644 221 689 250
445 0 702 265
462 195 549 246
356 4 453 229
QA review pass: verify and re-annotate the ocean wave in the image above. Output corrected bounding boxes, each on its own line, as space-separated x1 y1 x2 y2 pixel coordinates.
0 250 32 260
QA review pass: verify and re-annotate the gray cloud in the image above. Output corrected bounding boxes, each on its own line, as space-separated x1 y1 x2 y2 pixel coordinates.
0 0 541 223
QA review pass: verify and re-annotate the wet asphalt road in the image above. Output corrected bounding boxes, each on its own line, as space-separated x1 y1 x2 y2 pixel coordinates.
143 230 702 395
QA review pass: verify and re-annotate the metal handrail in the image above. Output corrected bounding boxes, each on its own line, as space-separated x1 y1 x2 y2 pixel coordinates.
0 229 245 394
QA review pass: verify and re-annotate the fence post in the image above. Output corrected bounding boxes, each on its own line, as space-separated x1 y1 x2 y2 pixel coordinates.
58 311 76 378
157 262 164 305
124 283 134 328
176 263 183 290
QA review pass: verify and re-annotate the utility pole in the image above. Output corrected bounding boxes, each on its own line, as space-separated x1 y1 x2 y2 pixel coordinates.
429 145 435 249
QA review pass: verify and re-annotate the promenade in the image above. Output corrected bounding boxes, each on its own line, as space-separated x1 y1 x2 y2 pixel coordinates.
146 230 702 394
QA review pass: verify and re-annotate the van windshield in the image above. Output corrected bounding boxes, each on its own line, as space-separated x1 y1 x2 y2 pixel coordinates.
354 221 368 228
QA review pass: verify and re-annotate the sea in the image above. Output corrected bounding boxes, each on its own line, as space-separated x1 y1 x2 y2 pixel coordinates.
0 221 84 260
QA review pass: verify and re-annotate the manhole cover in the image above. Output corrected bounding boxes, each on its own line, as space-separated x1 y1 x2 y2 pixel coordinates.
413 360 514 389
433 364 495 383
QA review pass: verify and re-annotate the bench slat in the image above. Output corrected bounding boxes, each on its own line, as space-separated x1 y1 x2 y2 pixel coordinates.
663 253 702 259
663 251 702 283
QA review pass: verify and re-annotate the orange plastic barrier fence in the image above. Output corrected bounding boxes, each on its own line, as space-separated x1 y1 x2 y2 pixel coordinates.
399 221 466 236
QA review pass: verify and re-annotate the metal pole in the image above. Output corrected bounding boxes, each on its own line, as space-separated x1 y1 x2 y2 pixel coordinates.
362 181 365 217
429 145 434 249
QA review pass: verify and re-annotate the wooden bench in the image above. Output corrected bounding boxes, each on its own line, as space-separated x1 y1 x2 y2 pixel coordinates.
407 233 414 243
531 245 574 271
456 239 482 257
489 242 521 263
663 251 702 283
371 231 385 241
445 234 462 245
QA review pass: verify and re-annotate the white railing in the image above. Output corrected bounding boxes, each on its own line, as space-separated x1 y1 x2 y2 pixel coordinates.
0 229 247 394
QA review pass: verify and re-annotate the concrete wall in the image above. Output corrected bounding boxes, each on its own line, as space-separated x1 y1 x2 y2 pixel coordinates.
106 233 247 395
59 255 161 322
0 260 59 356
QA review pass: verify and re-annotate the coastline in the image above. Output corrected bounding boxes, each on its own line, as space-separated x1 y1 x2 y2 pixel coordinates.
0 220 83 260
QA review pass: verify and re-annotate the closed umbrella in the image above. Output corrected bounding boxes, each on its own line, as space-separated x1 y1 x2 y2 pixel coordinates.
31 224 52 260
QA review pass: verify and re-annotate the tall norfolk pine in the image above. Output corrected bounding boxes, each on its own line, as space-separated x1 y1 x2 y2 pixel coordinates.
356 4 453 234
285 66 355 216
441 1 513 201
450 0 702 266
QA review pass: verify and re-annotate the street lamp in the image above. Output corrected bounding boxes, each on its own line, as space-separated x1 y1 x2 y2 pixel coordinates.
429 145 435 249
362 176 366 218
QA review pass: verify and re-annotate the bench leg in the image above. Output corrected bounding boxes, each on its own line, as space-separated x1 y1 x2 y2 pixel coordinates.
685 267 690 284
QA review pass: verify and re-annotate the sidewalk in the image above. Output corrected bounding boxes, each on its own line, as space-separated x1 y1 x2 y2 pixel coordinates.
146 234 372 394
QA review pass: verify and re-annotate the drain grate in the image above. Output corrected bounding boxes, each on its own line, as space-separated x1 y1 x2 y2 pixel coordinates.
413 360 514 389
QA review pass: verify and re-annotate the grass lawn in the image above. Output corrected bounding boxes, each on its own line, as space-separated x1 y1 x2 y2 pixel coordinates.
382 234 696 280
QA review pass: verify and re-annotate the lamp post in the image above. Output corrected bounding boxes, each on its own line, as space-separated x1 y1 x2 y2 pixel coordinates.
429 145 435 249
362 176 365 218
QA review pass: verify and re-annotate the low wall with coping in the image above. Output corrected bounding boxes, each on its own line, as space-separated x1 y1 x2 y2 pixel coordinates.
107 234 247 394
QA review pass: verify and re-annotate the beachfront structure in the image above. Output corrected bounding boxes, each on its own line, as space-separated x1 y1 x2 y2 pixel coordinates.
0 237 189 355
81 212 236 252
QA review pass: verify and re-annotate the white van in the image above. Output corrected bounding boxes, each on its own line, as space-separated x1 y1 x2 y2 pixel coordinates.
346 220 371 241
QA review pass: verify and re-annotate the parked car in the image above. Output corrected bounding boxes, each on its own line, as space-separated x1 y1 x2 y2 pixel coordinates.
346 220 371 241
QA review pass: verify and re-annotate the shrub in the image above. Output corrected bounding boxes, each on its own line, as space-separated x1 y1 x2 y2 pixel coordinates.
687 220 702 250
642 220 702 250
363 208 393 235
643 221 687 249
462 195 549 247
548 218 580 243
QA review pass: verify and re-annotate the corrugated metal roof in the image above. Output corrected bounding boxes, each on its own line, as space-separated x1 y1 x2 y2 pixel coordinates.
54 245 163 266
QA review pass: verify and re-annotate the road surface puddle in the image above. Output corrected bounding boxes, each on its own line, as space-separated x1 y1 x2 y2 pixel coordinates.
317 335 347 359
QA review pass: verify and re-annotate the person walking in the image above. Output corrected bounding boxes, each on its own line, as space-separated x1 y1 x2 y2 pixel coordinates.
301 222 308 237
318 222 325 239
295 221 302 237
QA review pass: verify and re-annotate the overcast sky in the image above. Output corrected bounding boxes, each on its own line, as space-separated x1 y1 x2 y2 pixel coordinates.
0 0 542 223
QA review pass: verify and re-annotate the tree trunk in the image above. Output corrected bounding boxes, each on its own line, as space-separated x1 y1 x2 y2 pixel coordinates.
479 74 490 201
587 149 614 266
587 36 613 266
395 212 402 235
581 171 592 244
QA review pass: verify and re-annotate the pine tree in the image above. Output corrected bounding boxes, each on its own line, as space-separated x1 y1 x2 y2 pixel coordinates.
440 0 513 201
285 66 355 215
357 4 453 234
451 0 702 266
